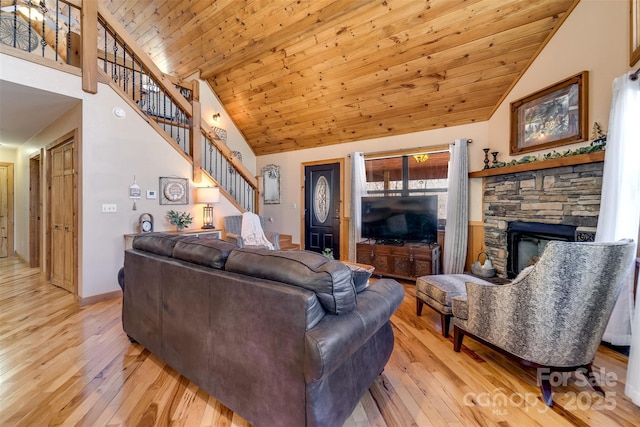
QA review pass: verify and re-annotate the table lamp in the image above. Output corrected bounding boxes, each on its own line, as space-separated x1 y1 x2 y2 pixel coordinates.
195 186 220 229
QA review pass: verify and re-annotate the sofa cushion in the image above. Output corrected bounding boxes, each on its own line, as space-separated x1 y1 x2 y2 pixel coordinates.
346 264 373 293
225 249 357 314
172 236 239 269
132 232 186 256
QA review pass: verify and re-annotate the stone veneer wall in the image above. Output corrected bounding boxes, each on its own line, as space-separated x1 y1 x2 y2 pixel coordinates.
483 161 604 277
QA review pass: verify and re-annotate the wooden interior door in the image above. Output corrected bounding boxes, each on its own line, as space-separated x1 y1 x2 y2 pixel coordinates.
0 165 8 258
304 163 341 259
29 156 41 268
50 142 75 293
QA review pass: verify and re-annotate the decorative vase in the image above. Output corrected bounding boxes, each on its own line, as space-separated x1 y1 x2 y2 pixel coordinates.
177 225 185 232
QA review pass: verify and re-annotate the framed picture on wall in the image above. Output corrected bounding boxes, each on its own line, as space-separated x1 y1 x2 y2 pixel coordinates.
510 71 588 155
262 165 280 204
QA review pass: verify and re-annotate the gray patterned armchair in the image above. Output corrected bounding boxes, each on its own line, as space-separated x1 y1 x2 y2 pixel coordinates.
452 239 635 406
223 215 280 250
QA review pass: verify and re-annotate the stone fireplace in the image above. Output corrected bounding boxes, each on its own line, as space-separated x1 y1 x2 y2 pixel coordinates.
481 160 604 278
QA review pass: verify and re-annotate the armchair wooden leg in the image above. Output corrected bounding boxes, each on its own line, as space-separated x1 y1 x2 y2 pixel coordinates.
441 313 451 338
416 298 424 316
453 326 464 352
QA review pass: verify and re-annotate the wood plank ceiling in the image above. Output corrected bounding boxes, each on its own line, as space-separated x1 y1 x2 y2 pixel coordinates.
101 0 578 156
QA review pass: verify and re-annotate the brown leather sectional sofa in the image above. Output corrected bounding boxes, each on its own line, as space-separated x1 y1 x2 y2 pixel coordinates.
122 233 404 427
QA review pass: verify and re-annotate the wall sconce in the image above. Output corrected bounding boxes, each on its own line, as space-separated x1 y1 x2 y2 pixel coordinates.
195 186 220 229
212 113 221 123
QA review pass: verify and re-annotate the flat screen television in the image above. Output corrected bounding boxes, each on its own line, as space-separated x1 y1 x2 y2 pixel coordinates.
361 195 438 244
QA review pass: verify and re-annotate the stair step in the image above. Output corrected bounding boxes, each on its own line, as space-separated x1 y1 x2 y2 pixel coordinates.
279 234 300 250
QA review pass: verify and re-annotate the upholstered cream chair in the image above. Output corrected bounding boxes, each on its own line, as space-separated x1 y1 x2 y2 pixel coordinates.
452 239 635 406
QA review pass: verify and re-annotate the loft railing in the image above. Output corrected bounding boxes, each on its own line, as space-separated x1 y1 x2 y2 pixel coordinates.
0 0 81 66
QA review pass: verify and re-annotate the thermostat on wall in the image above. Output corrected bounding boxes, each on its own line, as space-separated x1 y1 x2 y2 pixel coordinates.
147 190 157 199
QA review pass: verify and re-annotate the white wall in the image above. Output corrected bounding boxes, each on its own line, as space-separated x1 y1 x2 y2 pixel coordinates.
1 54 252 299
256 0 633 245
0 147 17 163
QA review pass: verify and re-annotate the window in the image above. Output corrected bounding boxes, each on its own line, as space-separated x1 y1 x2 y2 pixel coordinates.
364 150 450 221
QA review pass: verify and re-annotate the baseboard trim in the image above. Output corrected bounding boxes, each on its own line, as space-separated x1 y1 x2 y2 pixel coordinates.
80 289 122 306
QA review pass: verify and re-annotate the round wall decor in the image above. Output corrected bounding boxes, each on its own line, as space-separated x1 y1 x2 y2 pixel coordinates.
0 16 40 52
159 177 189 205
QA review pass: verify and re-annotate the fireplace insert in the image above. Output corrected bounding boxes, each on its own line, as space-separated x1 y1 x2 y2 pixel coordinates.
506 221 577 278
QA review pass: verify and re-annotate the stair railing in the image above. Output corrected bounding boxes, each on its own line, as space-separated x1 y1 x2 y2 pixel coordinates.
201 123 258 213
96 12 194 157
95 6 258 212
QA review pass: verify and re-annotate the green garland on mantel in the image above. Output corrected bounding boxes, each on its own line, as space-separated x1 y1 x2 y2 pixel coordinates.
491 138 606 169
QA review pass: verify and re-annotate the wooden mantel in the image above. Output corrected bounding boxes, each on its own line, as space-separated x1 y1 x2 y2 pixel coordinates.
469 151 605 178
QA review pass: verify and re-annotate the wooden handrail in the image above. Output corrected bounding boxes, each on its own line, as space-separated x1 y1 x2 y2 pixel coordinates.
200 122 258 189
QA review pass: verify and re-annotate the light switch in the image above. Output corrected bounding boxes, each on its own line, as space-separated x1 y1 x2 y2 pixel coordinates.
102 203 117 213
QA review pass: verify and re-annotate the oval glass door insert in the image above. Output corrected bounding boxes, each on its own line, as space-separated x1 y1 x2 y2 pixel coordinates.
314 176 329 223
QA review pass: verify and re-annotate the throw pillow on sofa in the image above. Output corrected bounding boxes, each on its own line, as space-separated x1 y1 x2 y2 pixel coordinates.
346 264 373 293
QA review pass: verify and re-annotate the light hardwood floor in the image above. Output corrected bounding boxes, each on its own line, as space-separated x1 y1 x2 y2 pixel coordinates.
1 256 639 426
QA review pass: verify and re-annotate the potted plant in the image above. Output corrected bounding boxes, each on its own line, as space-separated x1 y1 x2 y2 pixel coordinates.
166 210 193 231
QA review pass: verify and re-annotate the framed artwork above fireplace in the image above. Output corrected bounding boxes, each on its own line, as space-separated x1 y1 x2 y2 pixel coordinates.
510 71 589 155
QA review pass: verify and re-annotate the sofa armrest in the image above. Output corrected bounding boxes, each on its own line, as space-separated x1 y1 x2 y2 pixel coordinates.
224 232 244 247
304 279 404 382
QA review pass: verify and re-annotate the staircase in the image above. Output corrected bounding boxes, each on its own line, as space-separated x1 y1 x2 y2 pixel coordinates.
0 1 258 213
279 235 300 251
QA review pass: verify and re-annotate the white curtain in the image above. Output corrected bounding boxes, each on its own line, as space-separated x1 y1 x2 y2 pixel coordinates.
349 152 367 262
443 138 469 274
597 72 640 404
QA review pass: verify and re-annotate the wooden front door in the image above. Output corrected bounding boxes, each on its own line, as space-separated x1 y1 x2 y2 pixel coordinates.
304 163 341 259
50 142 75 294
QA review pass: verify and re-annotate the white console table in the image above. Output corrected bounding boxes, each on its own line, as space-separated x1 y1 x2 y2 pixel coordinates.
124 229 222 249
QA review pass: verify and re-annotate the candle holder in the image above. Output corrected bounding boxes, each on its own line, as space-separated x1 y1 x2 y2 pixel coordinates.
491 151 499 167
482 148 490 169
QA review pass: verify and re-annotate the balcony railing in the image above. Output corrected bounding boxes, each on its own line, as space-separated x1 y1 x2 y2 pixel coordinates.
0 0 81 66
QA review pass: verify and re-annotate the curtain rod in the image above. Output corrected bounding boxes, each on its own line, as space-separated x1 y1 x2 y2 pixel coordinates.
349 139 472 157
631 68 640 81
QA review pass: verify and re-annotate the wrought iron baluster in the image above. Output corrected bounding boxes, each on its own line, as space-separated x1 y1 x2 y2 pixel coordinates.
40 2 46 57
102 20 107 72
123 45 129 94
112 33 118 82
55 0 59 61
67 1 71 64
